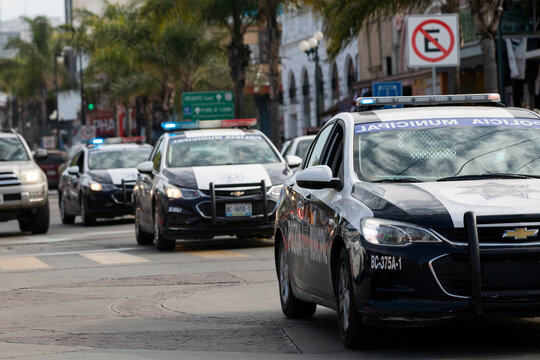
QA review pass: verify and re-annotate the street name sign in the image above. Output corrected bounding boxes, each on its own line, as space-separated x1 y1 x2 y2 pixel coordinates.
406 14 460 67
182 91 234 121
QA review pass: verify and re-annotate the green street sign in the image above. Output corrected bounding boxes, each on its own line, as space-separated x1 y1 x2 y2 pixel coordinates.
182 91 234 121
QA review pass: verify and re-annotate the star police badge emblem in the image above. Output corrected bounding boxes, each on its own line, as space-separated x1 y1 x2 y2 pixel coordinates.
502 228 539 240
458 182 540 199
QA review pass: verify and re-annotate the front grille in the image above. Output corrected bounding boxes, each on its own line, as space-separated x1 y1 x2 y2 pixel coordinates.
431 254 540 297
3 193 21 201
436 227 540 245
198 200 276 218
0 172 20 187
200 188 262 197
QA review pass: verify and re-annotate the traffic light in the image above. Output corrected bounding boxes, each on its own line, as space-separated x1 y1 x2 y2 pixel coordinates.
88 103 95 111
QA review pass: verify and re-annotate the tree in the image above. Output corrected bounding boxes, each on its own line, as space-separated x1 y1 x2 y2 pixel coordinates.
5 16 58 145
309 0 503 93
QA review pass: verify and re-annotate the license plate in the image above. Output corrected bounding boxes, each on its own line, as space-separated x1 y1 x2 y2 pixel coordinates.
0 194 3 204
225 203 252 217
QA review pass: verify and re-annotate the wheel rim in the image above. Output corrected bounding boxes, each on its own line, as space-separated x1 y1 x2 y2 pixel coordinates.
279 243 290 304
338 262 350 332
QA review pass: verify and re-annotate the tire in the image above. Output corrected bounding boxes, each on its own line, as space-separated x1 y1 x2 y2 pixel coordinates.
277 240 317 318
29 200 50 234
135 204 153 245
153 207 175 251
59 195 75 224
80 196 96 226
18 219 31 232
335 247 372 348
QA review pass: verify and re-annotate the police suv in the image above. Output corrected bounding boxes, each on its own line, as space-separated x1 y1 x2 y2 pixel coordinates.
133 119 293 251
58 139 152 226
274 93 540 347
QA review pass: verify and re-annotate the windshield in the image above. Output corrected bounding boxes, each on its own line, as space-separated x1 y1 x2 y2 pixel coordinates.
167 134 280 167
296 139 314 158
88 148 151 170
354 118 540 182
0 137 29 161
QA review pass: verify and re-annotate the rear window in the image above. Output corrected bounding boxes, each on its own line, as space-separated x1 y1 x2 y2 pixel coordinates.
36 153 67 165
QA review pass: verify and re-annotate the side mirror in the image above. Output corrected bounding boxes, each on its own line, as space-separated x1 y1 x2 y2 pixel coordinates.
35 148 48 160
137 161 154 175
67 165 79 175
285 155 302 168
296 165 341 190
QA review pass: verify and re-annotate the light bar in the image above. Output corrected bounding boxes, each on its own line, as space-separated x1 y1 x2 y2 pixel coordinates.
91 138 104 145
160 119 258 131
356 93 501 107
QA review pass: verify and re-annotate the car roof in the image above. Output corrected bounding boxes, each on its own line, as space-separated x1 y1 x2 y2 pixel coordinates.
350 106 540 125
87 143 152 151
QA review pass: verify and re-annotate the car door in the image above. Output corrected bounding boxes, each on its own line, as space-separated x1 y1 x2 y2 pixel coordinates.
140 137 164 229
304 122 344 300
66 151 82 214
287 124 334 293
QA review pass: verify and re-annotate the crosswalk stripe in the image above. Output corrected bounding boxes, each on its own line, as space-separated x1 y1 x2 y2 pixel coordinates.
183 250 250 258
81 252 150 265
0 256 50 270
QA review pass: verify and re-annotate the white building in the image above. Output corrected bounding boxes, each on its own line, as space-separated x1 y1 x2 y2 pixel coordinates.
280 7 358 140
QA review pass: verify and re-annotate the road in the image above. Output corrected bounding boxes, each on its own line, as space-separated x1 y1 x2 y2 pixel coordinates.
1 192 540 359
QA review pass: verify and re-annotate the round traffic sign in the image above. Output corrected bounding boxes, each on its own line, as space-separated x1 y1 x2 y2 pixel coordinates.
411 19 455 63
81 125 96 140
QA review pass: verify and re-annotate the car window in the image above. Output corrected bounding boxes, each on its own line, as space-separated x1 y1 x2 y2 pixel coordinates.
149 137 162 162
88 148 152 170
70 152 81 167
282 141 293 156
0 137 30 161
152 139 163 171
304 125 334 169
37 153 67 165
76 151 85 172
167 134 280 167
321 124 344 178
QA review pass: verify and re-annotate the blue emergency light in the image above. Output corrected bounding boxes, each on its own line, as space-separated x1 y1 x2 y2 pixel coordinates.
356 93 501 107
91 138 104 144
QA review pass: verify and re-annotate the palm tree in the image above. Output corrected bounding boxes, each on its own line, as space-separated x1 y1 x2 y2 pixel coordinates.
5 16 57 145
308 0 503 93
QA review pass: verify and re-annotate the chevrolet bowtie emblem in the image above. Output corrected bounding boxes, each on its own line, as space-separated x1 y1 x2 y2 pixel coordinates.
502 228 539 240
230 191 244 197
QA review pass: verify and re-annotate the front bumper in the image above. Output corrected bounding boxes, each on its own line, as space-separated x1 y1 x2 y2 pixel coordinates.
356 212 540 322
160 181 277 240
84 182 135 218
0 183 48 221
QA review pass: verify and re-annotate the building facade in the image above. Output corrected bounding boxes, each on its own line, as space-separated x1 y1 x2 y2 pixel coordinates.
280 7 358 140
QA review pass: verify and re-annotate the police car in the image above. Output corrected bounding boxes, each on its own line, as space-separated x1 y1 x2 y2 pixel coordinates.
274 93 540 347
58 139 153 226
133 119 294 251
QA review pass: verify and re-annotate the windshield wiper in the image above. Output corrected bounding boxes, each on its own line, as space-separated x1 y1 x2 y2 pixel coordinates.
437 173 540 182
372 177 422 183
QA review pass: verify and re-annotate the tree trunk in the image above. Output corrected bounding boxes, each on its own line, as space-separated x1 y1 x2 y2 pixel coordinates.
39 85 48 139
481 36 498 93
143 97 153 145
264 0 281 148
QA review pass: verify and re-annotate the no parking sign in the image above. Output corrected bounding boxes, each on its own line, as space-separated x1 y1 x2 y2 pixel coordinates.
407 14 460 67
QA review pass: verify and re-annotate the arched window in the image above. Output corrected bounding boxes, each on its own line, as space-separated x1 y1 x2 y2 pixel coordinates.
316 64 324 114
346 56 356 93
302 68 310 127
331 62 339 102
289 72 297 104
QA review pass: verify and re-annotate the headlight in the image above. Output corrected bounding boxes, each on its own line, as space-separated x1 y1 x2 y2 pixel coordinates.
89 182 102 191
267 185 283 198
166 186 201 199
361 218 441 246
20 170 42 184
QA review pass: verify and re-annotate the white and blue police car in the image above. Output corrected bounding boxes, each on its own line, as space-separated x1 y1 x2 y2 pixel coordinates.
274 93 540 347
133 119 296 251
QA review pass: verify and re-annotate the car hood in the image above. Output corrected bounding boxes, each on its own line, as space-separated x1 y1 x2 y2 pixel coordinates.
88 168 139 185
164 163 291 190
353 179 540 228
0 160 40 175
